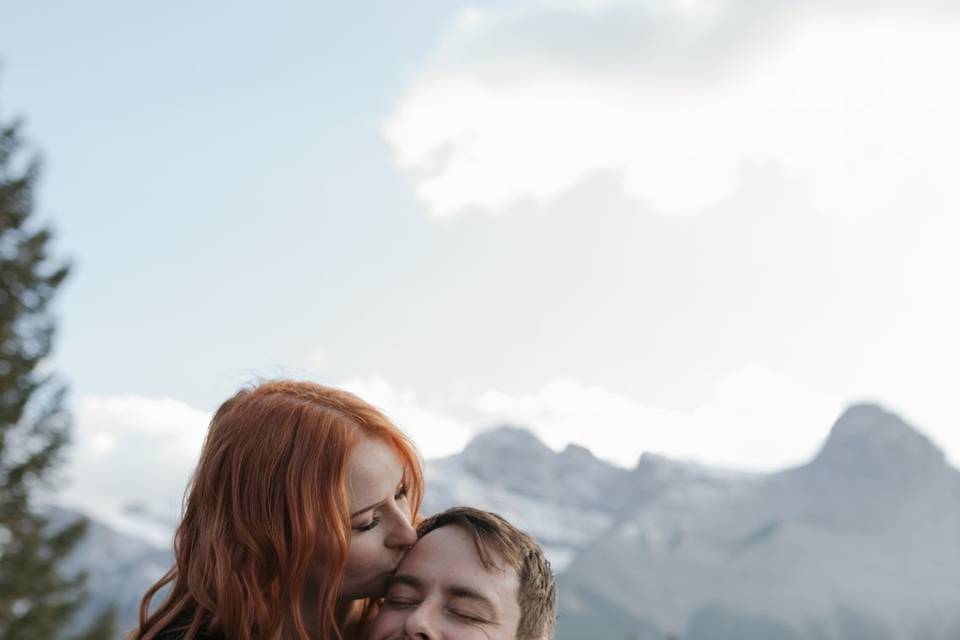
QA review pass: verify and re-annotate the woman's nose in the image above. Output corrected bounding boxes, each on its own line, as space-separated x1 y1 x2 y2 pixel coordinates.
387 512 418 549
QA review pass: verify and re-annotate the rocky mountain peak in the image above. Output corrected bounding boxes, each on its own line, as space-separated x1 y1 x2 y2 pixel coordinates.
811 403 945 473
635 451 673 470
561 442 597 462
452 424 629 511
459 425 556 489
462 424 553 461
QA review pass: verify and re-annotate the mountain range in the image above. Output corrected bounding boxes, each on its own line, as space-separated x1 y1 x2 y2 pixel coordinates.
57 403 960 639
556 404 960 639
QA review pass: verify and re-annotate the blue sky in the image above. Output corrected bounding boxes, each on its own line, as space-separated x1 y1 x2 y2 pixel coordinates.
4 1 489 403
3 0 959 530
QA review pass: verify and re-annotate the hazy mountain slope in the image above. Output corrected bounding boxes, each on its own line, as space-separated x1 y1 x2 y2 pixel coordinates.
47 507 172 639
423 425 631 570
557 404 960 640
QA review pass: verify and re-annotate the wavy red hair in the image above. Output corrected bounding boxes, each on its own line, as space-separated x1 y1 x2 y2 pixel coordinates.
130 380 424 640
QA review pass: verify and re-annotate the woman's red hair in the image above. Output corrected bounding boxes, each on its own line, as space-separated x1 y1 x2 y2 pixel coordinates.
130 380 424 640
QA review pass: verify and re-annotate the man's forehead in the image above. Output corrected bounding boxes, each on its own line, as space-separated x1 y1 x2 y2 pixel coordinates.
399 525 519 597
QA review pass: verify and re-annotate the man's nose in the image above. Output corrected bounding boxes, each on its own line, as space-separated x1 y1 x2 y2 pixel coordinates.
402 602 438 639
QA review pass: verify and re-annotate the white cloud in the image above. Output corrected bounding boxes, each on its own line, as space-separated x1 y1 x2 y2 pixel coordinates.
476 367 851 470
472 366 960 471
341 375 474 459
58 384 473 536
56 371 959 547
385 1 960 219
58 383 473 542
59 395 210 545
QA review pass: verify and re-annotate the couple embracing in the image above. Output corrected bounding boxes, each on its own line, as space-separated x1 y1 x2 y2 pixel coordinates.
131 380 557 640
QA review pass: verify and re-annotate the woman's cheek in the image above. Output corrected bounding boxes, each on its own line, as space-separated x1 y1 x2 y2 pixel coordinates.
345 538 365 572
346 532 381 573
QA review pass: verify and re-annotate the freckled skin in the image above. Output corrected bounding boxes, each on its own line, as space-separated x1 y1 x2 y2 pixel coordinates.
312 438 418 600
368 526 523 640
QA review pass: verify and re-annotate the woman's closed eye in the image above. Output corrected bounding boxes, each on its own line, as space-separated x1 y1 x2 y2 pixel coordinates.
353 484 407 532
354 515 380 532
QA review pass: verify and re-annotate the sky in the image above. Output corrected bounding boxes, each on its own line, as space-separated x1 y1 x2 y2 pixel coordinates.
2 0 959 532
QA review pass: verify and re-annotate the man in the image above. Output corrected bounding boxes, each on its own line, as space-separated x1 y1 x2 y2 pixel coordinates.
367 507 557 640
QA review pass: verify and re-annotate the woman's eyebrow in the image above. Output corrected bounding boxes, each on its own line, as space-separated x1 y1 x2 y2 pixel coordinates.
350 498 386 518
351 480 406 517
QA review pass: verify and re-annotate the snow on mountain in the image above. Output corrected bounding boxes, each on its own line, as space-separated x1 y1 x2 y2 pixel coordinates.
557 404 960 640
46 506 171 639
423 425 629 570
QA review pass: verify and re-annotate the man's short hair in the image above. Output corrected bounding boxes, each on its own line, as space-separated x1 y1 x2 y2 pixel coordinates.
416 507 557 639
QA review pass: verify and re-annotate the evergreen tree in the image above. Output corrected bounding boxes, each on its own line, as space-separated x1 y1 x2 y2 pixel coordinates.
0 105 113 639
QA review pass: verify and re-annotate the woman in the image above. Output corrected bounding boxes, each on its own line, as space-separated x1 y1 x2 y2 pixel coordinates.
131 380 423 640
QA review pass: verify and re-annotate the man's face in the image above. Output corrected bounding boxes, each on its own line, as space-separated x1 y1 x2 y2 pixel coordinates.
367 525 523 640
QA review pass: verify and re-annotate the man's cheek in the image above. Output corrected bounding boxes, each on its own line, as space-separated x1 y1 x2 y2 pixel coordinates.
371 608 407 640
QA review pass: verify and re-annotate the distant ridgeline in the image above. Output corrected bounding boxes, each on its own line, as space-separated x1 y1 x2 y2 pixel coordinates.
60 404 960 640
551 404 960 640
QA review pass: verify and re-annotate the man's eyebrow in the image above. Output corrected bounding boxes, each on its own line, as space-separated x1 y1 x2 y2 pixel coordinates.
385 573 422 590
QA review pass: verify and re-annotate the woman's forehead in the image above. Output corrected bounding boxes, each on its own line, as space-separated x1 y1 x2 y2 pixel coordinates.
346 438 404 505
